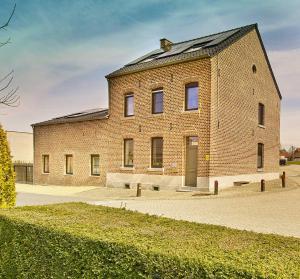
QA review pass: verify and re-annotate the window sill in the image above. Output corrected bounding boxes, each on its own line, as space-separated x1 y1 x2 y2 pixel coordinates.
258 124 265 129
120 166 135 171
123 116 135 120
64 173 73 176
42 172 49 175
147 167 164 172
151 112 164 116
90 174 100 177
257 168 264 172
181 109 199 114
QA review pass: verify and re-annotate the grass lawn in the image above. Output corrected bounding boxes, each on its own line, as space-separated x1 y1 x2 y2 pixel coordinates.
287 161 300 165
0 203 299 278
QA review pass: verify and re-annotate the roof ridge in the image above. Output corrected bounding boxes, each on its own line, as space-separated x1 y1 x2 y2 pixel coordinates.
172 23 257 46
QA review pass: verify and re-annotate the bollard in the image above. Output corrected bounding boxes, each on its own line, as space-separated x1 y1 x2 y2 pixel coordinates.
261 179 265 192
214 180 218 195
281 171 286 188
136 183 142 197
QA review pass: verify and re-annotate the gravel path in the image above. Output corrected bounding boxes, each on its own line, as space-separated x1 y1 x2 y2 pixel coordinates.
92 188 300 237
16 166 300 237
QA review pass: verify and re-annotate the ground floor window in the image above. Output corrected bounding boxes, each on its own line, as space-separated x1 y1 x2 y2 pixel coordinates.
257 143 264 169
124 139 134 167
91 154 100 176
151 137 163 168
42 155 49 173
65 154 73 174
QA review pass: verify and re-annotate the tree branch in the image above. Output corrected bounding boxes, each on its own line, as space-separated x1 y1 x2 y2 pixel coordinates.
0 4 20 108
0 71 20 107
0 3 16 31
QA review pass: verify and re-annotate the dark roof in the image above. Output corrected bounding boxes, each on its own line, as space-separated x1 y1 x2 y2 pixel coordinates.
106 23 281 99
106 24 256 78
32 108 108 127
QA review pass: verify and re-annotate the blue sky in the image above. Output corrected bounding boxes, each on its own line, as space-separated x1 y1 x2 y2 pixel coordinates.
0 0 299 146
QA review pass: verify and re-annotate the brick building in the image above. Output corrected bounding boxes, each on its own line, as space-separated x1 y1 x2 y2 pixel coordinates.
32 24 281 191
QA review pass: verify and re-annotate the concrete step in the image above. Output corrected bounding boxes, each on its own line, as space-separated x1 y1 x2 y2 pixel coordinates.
177 186 210 193
234 181 250 186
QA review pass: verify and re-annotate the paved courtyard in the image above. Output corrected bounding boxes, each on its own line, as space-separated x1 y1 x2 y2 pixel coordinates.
16 165 300 237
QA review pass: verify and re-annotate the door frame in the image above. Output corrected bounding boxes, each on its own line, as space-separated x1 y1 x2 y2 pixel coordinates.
184 135 198 187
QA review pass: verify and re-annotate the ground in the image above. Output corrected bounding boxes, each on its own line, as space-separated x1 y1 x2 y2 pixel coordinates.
16 165 300 237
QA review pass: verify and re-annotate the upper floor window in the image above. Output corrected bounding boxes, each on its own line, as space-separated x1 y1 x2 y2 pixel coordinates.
65 154 73 175
257 143 264 169
124 94 134 117
152 88 163 114
91 154 100 176
42 155 49 173
151 137 163 168
124 139 134 167
185 82 199 111
258 103 265 126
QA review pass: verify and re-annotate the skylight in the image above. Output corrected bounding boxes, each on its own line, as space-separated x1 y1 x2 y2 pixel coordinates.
184 40 213 53
140 53 160 63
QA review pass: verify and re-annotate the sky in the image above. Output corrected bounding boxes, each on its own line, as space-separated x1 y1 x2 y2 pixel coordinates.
0 0 299 147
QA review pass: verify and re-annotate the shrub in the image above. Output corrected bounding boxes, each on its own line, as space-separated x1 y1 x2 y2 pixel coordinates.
0 125 16 208
0 203 299 278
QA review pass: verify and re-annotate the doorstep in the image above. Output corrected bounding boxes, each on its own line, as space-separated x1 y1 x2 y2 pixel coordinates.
177 186 210 193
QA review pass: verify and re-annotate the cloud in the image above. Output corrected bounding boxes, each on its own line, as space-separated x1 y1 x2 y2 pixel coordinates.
0 0 299 148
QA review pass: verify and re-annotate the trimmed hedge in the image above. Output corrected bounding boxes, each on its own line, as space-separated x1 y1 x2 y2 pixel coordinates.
0 203 299 278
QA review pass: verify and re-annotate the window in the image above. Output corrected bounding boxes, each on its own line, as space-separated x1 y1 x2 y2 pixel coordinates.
42 155 49 173
91 155 100 176
124 139 134 167
257 143 264 169
185 82 199 111
65 155 73 175
152 89 163 114
124 94 134 117
151 137 163 168
258 103 265 126
252 64 257 74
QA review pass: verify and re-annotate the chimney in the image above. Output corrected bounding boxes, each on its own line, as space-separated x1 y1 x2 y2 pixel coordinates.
160 38 173 52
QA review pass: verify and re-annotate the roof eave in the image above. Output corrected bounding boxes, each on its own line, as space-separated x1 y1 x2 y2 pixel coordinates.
254 26 282 100
32 112 109 127
105 53 210 79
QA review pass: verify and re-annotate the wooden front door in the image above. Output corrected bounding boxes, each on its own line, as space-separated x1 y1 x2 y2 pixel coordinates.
185 136 198 187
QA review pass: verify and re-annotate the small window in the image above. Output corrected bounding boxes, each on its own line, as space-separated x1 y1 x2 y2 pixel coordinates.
65 154 73 175
91 154 100 176
124 94 134 117
258 103 265 126
151 137 163 168
185 82 199 111
152 89 163 114
42 155 49 173
252 64 257 73
257 143 264 169
124 139 134 167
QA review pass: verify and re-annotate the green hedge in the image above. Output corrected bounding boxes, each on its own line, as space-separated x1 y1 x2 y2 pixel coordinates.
287 161 300 165
0 203 299 278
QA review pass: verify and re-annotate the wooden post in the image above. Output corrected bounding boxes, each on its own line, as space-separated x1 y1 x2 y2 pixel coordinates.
214 180 218 195
281 171 286 188
261 179 265 192
136 183 142 197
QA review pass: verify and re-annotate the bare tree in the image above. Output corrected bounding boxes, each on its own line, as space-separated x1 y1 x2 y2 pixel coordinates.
289 145 296 161
0 4 19 107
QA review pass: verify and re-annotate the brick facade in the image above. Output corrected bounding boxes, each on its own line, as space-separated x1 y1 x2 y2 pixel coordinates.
33 120 109 186
33 28 281 189
209 29 280 187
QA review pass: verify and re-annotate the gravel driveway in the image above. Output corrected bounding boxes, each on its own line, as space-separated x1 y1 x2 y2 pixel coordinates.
16 165 300 237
